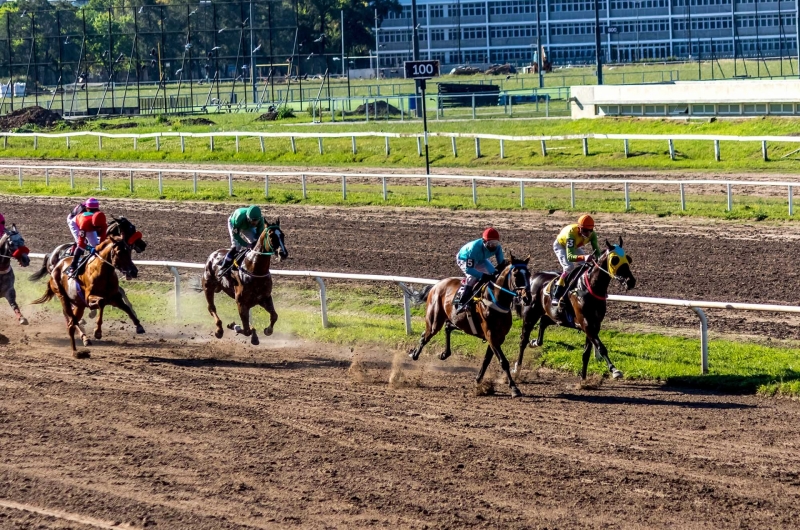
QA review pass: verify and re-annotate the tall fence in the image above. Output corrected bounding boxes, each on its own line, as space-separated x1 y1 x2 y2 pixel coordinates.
26 253 800 375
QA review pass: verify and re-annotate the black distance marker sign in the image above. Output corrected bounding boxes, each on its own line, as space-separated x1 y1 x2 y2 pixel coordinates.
404 60 440 80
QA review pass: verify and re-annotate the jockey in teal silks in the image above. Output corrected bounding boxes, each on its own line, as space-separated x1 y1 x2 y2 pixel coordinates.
452 227 505 314
218 205 265 278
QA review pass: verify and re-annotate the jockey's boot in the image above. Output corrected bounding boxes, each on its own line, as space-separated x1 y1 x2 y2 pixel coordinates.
551 280 567 310
217 247 236 279
453 284 474 314
67 247 85 278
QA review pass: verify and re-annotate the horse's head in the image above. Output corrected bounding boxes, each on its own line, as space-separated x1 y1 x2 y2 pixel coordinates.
264 218 288 262
501 253 531 306
110 215 146 253
107 234 138 279
601 237 636 291
4 225 30 267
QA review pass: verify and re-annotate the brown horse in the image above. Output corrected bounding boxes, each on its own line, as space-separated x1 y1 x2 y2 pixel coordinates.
32 234 143 357
202 220 288 345
405 255 531 398
514 238 636 381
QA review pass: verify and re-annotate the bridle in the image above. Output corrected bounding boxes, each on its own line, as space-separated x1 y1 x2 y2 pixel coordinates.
89 238 135 276
581 250 631 300
237 225 284 278
483 263 529 313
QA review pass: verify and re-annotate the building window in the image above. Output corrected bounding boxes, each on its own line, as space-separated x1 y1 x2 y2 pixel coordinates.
430 5 444 18
770 103 794 115
692 104 715 115
743 104 767 115
717 104 741 115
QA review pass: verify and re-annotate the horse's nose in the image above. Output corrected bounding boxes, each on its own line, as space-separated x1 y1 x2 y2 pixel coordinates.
129 266 139 279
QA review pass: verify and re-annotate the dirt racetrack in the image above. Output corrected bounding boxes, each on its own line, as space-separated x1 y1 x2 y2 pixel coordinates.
3 195 800 339
1 321 800 529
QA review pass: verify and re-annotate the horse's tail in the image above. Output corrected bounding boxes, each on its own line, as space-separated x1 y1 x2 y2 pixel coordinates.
31 281 56 305
28 253 51 282
400 283 434 307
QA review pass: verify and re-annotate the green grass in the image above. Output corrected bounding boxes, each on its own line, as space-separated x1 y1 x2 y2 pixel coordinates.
5 114 800 175
1 168 796 221
12 272 800 397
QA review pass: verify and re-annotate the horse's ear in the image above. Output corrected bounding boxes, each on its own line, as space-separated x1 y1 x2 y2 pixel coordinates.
524 254 530 264
276 217 281 226
11 223 16 232
508 251 515 261
605 239 613 249
619 236 624 248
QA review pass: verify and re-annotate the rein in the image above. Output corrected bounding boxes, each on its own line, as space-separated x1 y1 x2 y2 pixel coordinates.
237 225 280 278
481 265 525 313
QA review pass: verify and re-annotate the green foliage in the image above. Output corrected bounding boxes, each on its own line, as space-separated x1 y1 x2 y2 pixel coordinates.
276 107 295 120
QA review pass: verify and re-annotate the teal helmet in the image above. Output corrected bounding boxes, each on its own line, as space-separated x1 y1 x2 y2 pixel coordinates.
245 205 262 223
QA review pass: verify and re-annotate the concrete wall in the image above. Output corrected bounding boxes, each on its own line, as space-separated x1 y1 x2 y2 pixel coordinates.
570 80 800 118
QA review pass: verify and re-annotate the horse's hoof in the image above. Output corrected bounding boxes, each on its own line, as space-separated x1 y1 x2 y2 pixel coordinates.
439 351 451 361
529 339 541 348
79 319 87 326
82 338 92 347
214 328 224 339
74 350 90 359
94 329 102 340
512 362 521 376
251 334 260 346
611 369 623 380
18 317 28 326
88 309 97 319
510 387 523 398
135 325 145 334
227 322 236 330
263 327 273 337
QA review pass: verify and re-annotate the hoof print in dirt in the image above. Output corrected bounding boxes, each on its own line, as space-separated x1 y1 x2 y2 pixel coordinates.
74 350 90 359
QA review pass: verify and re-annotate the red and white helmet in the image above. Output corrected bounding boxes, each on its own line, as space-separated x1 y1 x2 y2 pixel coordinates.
84 197 100 209
482 227 500 242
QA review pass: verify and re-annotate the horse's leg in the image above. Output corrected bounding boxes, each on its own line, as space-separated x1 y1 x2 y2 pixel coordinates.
6 285 28 325
109 292 145 334
203 278 224 339
259 296 278 337
119 287 139 320
515 305 543 374
228 300 260 346
440 322 456 361
590 332 622 379
580 336 593 380
532 316 550 348
475 345 494 383
409 303 445 361
488 340 522 398
93 305 104 340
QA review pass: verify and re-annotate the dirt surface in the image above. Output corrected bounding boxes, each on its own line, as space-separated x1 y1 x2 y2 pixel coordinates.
3 194 800 339
1 320 799 529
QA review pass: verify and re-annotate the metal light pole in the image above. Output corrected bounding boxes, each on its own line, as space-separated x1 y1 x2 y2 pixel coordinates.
796 0 800 78
411 0 422 117
341 10 345 75
594 0 603 84
374 9 379 79
536 0 543 87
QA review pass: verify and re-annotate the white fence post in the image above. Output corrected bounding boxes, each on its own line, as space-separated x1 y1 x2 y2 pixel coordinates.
69 169 74 189
385 136 390 156
624 182 630 210
169 266 181 318
475 137 481 158
426 178 432 203
315 277 328 328
264 175 269 197
714 139 720 162
45 168 49 186
570 182 576 208
301 174 307 199
582 137 588 156
680 183 686 211
382 176 388 201
451 137 458 157
692 307 709 374
540 140 547 157
235 135 240 153
341 175 347 200
98 136 102 150
726 183 732 211
623 139 629 158
352 136 357 154
762 140 768 161
33 136 37 150
500 139 505 159
158 171 163 195
130 170 134 193
290 136 296 154
472 179 477 205
209 137 214 151
416 137 422 157
398 282 413 335
668 139 675 161
228 173 233 196
155 136 160 151
471 94 476 119
180 136 185 153
790 186 794 216
192 172 197 194
98 170 103 190
17 166 22 187
259 136 265 153
519 180 525 208
318 137 323 154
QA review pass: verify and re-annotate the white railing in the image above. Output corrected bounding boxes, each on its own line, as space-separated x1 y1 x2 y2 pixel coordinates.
10 162 800 214
1 129 797 164
26 253 800 375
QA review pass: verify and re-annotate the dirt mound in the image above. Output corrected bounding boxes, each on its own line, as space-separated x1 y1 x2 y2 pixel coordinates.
485 63 517 75
176 117 215 126
98 121 138 130
0 106 63 131
351 101 401 116
256 111 279 121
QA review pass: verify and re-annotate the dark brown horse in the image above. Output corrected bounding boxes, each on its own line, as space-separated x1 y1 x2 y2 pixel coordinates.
202 220 288 345
515 238 636 381
405 255 531 398
32 234 143 357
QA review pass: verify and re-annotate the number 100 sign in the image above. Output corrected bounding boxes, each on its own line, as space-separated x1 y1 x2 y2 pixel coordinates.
404 60 440 79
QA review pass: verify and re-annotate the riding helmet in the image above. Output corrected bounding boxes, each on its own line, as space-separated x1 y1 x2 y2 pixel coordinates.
246 205 263 222
482 227 500 241
577 214 595 230
84 197 100 210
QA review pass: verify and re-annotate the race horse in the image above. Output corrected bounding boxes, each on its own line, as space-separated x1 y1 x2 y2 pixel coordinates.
404 255 531 398
202 220 288 345
32 233 143 357
514 238 636 381
0 224 31 325
29 215 146 329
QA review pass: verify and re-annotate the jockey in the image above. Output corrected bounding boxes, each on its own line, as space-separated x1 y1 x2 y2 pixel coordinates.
453 227 505 313
218 205 265 277
66 198 108 278
551 214 601 308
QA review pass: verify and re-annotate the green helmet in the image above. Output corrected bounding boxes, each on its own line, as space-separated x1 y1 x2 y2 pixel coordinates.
245 205 262 223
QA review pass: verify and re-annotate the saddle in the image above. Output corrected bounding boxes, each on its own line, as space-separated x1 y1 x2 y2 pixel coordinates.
546 264 590 324
220 248 251 277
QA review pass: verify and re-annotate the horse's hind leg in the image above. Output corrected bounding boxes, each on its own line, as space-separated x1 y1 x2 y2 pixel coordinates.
228 301 259 346
94 306 104 340
203 279 224 339
109 293 145 334
6 285 28 325
488 340 522 398
259 296 278 337
440 322 456 361
409 304 445 361
590 333 622 380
